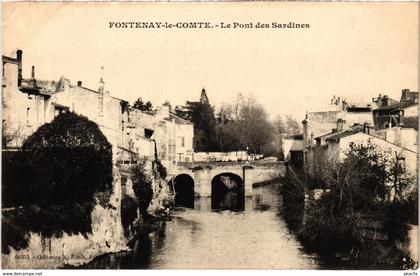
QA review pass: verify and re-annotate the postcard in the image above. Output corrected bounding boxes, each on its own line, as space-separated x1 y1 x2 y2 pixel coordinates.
1 1 418 272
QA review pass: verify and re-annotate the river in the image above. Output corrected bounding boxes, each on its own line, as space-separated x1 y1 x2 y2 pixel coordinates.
80 184 319 269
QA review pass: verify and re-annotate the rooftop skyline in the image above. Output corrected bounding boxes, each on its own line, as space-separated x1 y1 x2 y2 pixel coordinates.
3 2 418 120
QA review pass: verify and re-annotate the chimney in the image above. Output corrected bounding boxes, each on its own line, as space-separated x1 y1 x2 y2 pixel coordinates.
337 119 345 131
401 89 409 102
31 66 35 79
77 81 82 87
16 50 23 86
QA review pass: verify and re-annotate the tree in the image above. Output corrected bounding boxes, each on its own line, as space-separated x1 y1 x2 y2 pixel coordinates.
285 115 301 135
21 112 113 206
299 141 391 253
175 88 218 152
133 97 153 112
130 160 153 221
273 115 287 159
273 115 286 135
236 95 276 154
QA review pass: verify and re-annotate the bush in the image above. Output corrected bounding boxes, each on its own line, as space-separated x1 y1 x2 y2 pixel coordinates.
2 151 32 207
131 161 153 220
121 195 138 236
20 112 113 206
2 203 94 254
153 159 167 179
299 142 391 254
2 112 113 253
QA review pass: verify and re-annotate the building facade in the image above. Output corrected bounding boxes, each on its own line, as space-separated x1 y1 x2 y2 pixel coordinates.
2 50 195 169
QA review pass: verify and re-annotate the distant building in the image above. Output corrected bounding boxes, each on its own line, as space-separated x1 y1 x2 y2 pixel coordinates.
127 105 194 168
282 134 304 166
302 91 418 179
302 95 373 148
302 95 374 171
306 127 418 185
371 94 399 109
373 89 418 130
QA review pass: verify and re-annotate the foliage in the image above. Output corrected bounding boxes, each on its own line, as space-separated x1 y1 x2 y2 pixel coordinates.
18 112 113 206
2 151 32 207
133 97 153 112
280 166 306 232
214 94 278 154
2 112 114 254
175 88 218 152
284 115 301 136
153 159 167 179
235 96 276 154
299 142 391 253
2 203 94 254
121 195 138 236
214 118 242 152
131 161 153 220
298 141 417 260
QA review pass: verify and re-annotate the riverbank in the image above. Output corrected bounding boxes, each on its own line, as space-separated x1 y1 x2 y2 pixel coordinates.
280 165 418 270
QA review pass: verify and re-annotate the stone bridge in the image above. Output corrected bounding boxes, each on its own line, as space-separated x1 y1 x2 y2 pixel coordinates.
167 161 286 197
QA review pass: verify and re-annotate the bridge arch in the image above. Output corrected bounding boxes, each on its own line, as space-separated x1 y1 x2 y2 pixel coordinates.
211 172 245 211
169 174 195 208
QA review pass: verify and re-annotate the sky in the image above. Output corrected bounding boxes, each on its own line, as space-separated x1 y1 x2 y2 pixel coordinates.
2 2 419 121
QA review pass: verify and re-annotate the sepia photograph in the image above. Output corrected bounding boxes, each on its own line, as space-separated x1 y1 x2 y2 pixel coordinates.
1 1 419 272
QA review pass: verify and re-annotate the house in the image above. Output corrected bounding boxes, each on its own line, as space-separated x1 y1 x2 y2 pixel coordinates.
2 51 56 148
2 50 132 163
282 134 304 166
371 94 399 110
373 89 418 130
127 105 194 168
306 127 418 182
302 95 374 149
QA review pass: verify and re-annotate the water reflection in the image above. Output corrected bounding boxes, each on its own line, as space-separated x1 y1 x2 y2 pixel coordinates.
171 174 195 208
211 173 245 211
80 184 319 269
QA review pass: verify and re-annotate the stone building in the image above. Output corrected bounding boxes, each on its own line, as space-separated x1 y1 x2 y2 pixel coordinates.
127 105 194 169
3 50 131 164
373 89 418 131
306 128 418 182
302 96 374 171
2 51 56 148
302 95 374 149
282 134 304 166
302 91 418 180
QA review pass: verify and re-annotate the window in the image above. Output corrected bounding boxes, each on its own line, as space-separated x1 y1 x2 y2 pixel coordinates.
181 137 185 147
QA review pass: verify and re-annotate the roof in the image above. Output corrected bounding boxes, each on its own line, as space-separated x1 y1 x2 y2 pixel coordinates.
324 130 361 142
2 55 19 65
165 112 193 125
374 101 418 111
322 130 418 153
74 85 127 103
